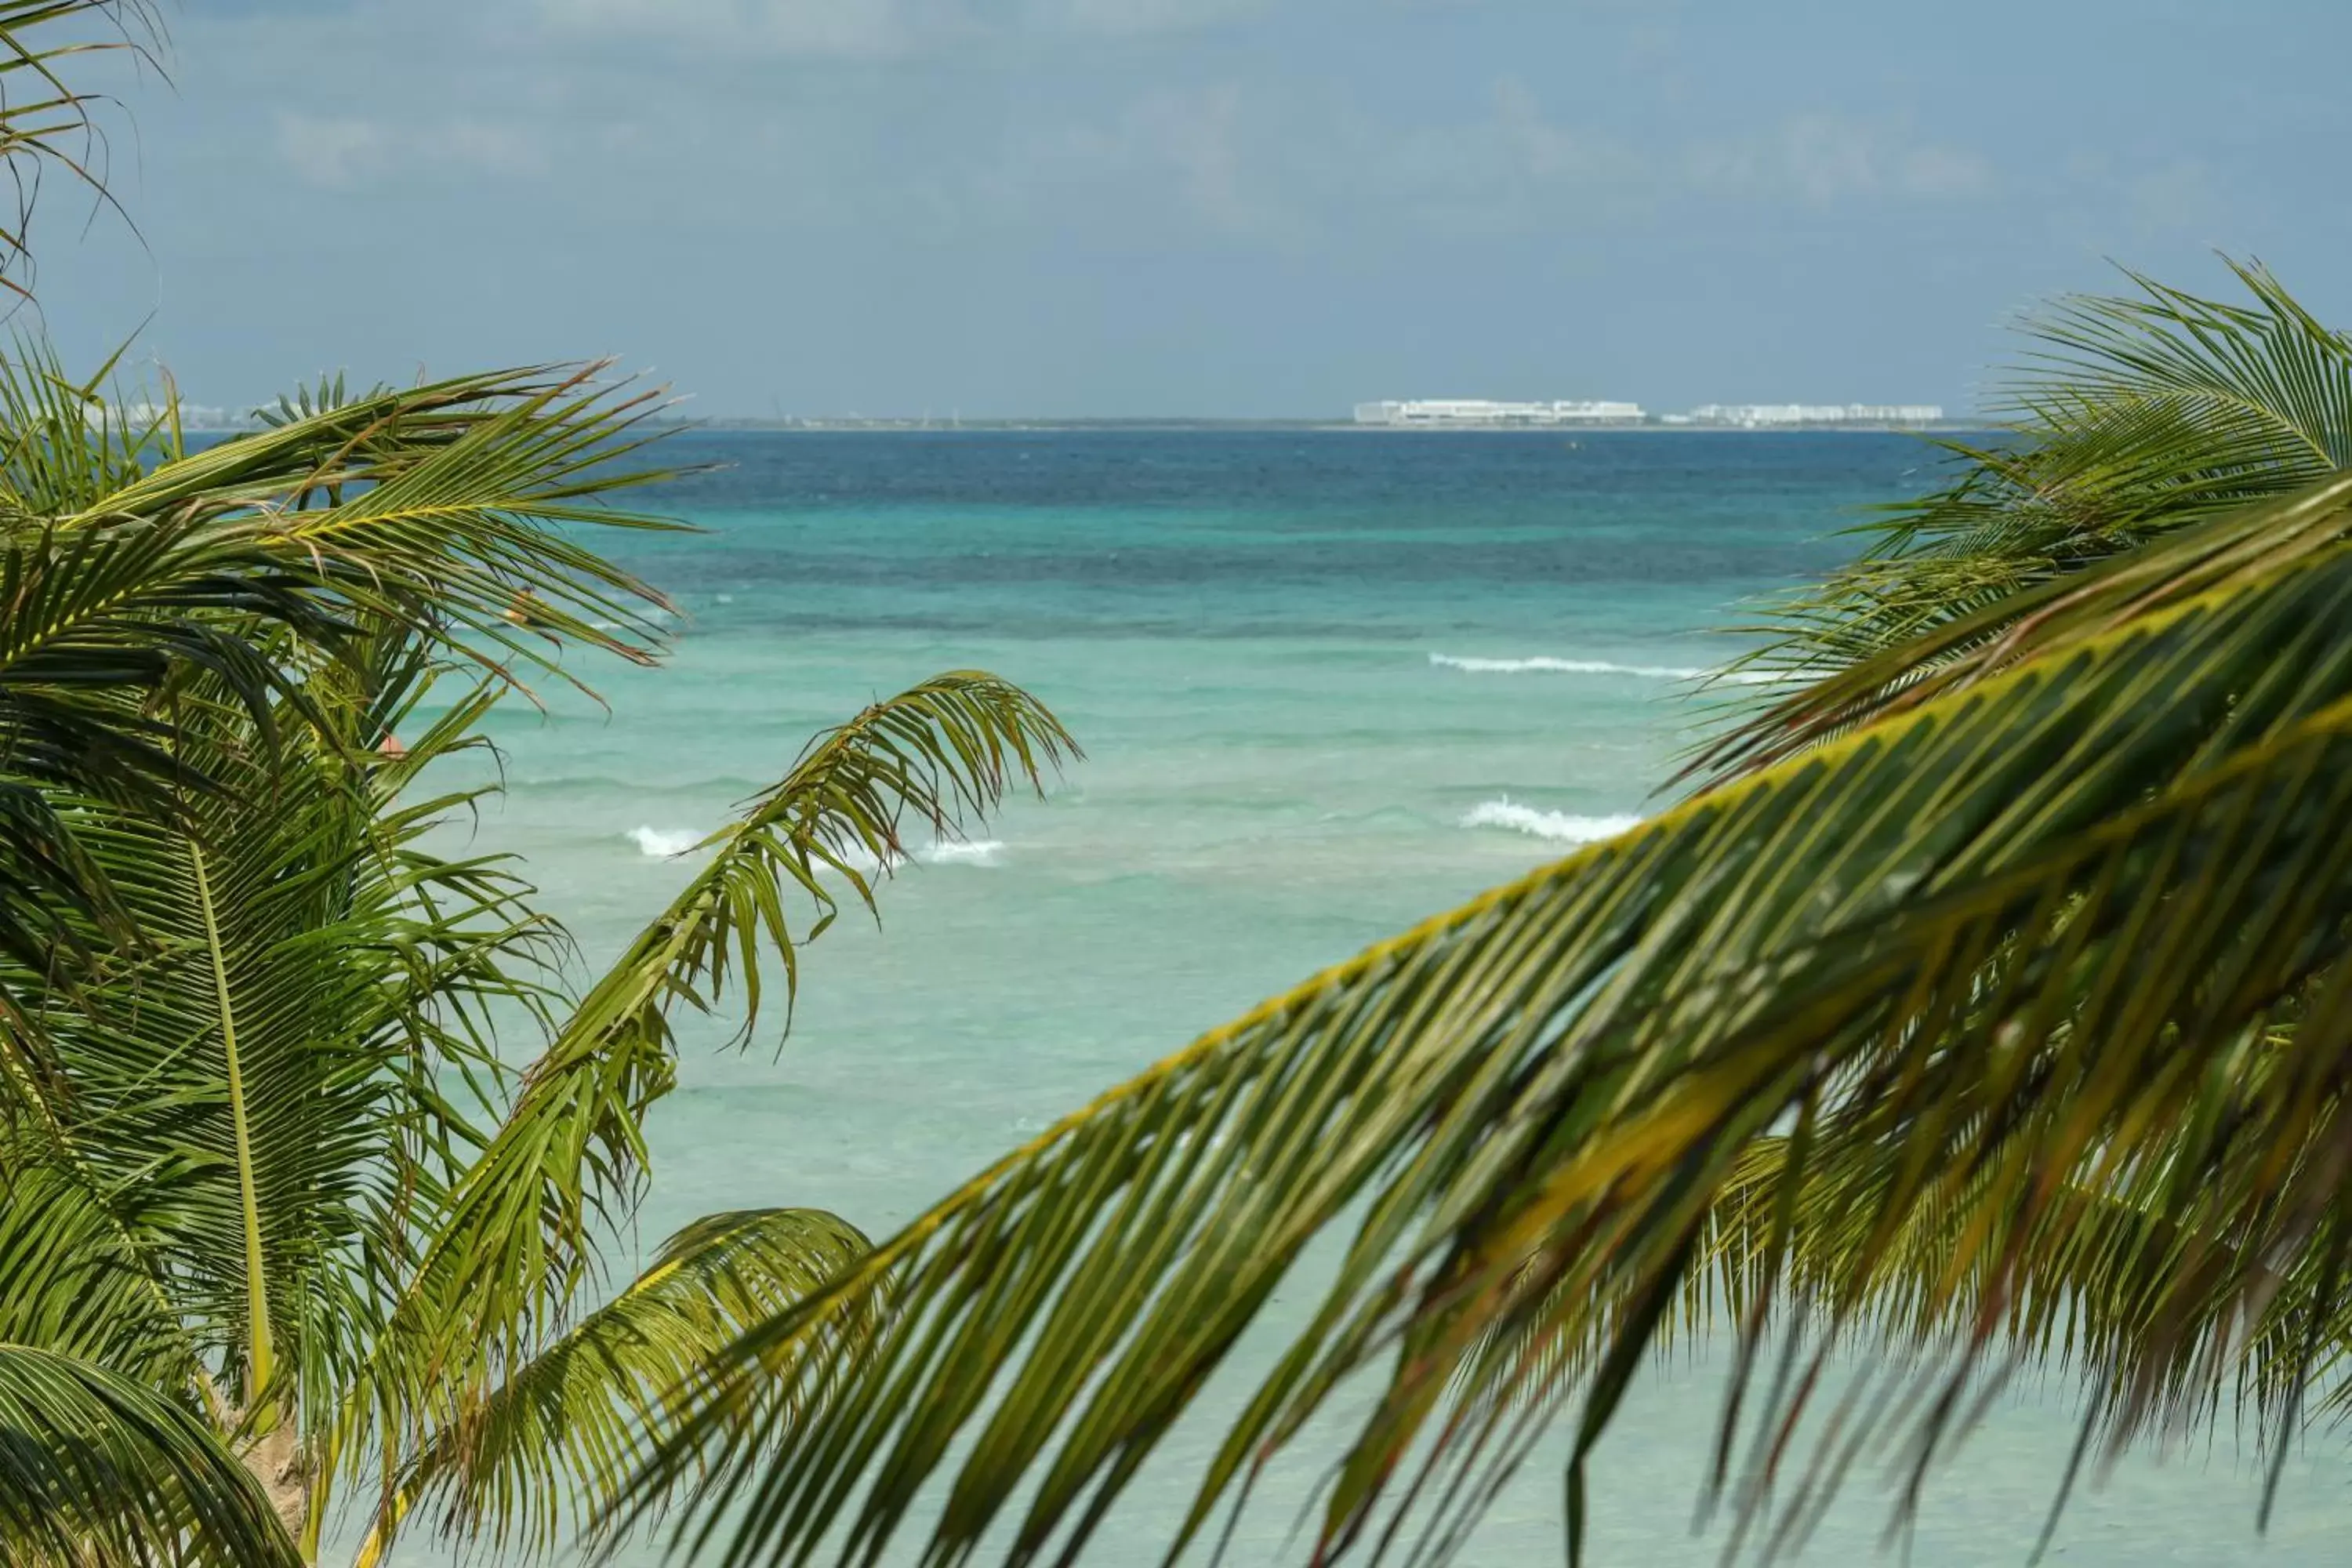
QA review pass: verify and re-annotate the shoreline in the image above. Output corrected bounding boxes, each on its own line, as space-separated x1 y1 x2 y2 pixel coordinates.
654 419 1989 436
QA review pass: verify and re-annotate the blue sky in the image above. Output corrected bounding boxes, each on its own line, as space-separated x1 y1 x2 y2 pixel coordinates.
32 0 2352 416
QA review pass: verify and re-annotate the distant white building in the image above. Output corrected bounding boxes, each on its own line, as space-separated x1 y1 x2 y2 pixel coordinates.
1353 398 1645 427
1681 403 1944 427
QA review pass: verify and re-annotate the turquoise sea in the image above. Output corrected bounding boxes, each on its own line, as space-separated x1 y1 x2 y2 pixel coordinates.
375 432 2348 1565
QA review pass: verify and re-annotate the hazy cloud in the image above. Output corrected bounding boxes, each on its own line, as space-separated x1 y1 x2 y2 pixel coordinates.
1022 0 1271 32
1686 114 1993 205
542 0 976 57
274 111 548 188
1320 86 1983 234
2128 158 2223 238
273 114 383 189
541 0 1267 56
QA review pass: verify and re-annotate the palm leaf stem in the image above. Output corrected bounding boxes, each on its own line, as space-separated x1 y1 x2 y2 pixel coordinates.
190 836 275 1417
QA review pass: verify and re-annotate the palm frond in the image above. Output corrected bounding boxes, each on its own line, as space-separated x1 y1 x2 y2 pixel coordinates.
1456 1094 2352 1469
0 1341 301 1566
1696 456 2352 782
0 355 677 985
0 1142 201 1396
0 329 170 510
1706 258 2352 780
347 673 1073 1526
614 476 2352 1568
14 633 564 1450
359 1207 874 1565
0 2 161 296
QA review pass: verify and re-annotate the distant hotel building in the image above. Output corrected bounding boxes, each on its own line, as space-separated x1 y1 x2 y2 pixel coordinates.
1352 398 1646 427
1671 403 1944 427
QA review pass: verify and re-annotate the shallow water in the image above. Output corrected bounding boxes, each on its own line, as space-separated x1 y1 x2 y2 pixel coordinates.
356 431 2347 1565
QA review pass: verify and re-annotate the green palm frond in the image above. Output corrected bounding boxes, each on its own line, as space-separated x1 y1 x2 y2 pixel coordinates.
0 1145 201 1396
0 331 171 511
347 673 1073 1524
1707 258 2352 780
24 358 684 686
0 1342 301 1566
0 354 677 989
359 1207 874 1565
1697 435 2352 784
613 476 2352 1567
14 630 564 1450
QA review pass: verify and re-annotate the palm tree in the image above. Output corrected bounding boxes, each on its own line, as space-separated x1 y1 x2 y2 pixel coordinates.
0 347 1075 1563
0 12 1079 1559
602 264 2352 1568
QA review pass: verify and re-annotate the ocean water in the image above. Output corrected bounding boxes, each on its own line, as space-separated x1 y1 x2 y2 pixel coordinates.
371 432 2347 1564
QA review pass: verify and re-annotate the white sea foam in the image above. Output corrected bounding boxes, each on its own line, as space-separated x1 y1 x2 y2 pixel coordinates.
923 839 1006 866
629 826 702 858
630 826 1004 869
1431 652 1704 678
827 844 905 878
1461 798 1642 844
820 838 1007 877
1429 652 1807 685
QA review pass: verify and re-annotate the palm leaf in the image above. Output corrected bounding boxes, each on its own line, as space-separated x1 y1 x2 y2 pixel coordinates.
1706 258 2352 780
613 475 2352 1567
0 1342 301 1566
0 1144 202 1396
0 2 161 296
345 673 1074 1529
358 1207 875 1564
0 355 681 985
12 632 565 1483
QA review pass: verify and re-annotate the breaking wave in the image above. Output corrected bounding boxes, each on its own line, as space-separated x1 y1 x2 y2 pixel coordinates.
633 825 1005 869
1461 798 1642 844
629 826 702 858
924 839 1006 866
1429 652 1802 685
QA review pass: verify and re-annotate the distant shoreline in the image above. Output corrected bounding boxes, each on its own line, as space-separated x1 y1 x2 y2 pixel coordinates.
178 416 1990 437
657 419 1990 436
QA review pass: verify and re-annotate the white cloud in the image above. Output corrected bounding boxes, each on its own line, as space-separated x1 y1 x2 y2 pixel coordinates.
274 111 548 189
541 0 973 57
274 113 383 189
2127 158 2220 236
1896 143 1993 199
540 0 1258 56
984 82 1303 241
426 119 549 177
1686 113 1992 206
1021 0 1269 33
1489 77 1645 187
962 78 1991 249
1127 83 1289 237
